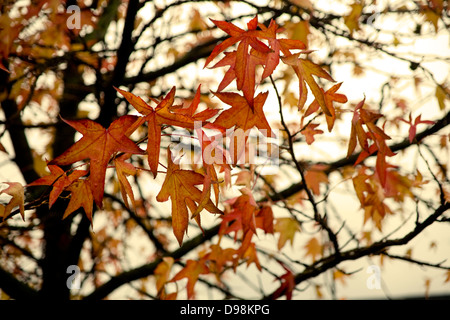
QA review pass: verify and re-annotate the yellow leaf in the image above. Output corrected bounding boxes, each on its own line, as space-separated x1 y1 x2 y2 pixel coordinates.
154 257 174 295
444 270 450 283
435 84 447 110
315 284 323 299
424 278 431 299
344 3 364 35
0 182 25 221
289 0 314 11
304 236 322 262
285 20 310 47
274 217 301 250
333 269 348 286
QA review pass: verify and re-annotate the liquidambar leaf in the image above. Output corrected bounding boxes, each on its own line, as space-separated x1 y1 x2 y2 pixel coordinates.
0 182 25 221
281 53 335 115
63 179 94 224
115 86 219 177
49 115 144 207
27 164 87 208
156 149 223 245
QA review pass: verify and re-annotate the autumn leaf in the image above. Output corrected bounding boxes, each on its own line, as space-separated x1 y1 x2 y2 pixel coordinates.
255 205 274 234
204 16 271 104
304 82 348 131
304 236 322 262
63 178 94 223
435 84 448 110
213 91 274 159
347 98 395 186
210 49 266 103
213 91 275 163
115 86 218 177
344 2 363 35
272 263 296 300
274 217 301 250
333 269 349 286
444 270 450 283
0 182 25 221
241 239 261 270
257 19 307 79
156 149 222 245
206 16 305 105
206 244 239 275
304 165 329 195
281 53 335 114
27 164 87 208
171 258 209 299
301 121 323 145
114 153 137 209
49 116 144 208
400 114 435 143
154 257 174 296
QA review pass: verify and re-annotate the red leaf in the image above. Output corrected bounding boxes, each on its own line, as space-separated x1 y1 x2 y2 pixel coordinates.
213 91 275 164
171 259 209 299
63 179 94 224
116 86 217 177
27 164 87 208
272 263 296 300
49 116 144 207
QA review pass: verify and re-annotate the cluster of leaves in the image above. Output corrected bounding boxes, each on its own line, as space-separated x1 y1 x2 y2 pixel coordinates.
2 13 347 298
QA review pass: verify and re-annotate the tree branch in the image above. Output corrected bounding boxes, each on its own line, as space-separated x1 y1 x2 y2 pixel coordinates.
269 110 450 202
0 266 39 299
263 201 450 299
83 224 220 300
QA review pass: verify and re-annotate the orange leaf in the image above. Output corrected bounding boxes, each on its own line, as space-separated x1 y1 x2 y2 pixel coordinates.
207 17 305 104
305 82 347 131
274 217 301 250
219 194 257 240
116 86 218 177
304 165 329 195
49 116 144 207
154 257 174 295
281 53 335 114
27 164 87 208
63 179 94 224
0 182 25 221
205 16 271 104
114 153 137 209
301 122 323 145
304 236 322 262
171 259 209 299
213 91 275 163
156 149 222 245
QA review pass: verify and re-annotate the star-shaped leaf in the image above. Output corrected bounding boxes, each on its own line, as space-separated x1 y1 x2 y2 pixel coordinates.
156 149 223 245
115 86 218 177
49 115 145 207
63 178 94 223
213 91 275 163
27 164 87 208
281 53 335 115
114 153 137 210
